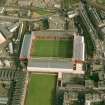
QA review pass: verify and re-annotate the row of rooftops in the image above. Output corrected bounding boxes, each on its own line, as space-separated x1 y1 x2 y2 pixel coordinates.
63 91 105 105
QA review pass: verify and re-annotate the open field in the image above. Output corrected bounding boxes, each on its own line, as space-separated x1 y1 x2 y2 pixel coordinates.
35 8 54 15
26 74 57 105
32 8 54 18
62 0 79 9
0 0 6 6
96 0 105 4
31 39 73 58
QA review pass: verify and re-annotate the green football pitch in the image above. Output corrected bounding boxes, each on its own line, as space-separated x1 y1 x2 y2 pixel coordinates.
26 74 57 105
31 39 73 58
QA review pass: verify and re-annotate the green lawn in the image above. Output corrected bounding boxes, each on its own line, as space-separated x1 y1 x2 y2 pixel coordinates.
97 0 105 4
35 8 54 16
26 74 57 105
31 39 73 58
62 0 79 9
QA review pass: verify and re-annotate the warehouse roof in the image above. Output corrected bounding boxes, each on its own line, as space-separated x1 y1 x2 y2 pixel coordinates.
0 26 13 39
0 32 6 44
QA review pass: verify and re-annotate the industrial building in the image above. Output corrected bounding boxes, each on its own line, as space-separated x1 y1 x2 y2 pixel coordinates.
19 33 32 60
73 35 85 62
0 32 6 44
0 26 13 40
73 35 85 72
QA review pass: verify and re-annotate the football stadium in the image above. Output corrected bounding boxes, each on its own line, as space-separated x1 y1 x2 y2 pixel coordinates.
22 31 74 105
19 30 85 105
20 31 73 60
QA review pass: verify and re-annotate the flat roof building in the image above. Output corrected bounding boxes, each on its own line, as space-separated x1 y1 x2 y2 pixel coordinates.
73 35 85 62
63 91 78 105
85 79 94 88
8 22 20 33
72 35 85 72
0 26 13 39
0 32 6 44
19 33 32 60
85 93 103 104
